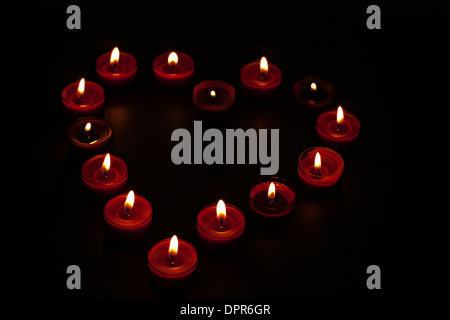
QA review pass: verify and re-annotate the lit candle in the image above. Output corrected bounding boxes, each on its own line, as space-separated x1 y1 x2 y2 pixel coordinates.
297 147 344 191
240 56 282 97
193 79 236 115
196 199 245 252
81 153 128 198
67 116 113 155
96 46 137 86
62 77 105 119
293 76 335 114
104 190 153 242
316 105 361 150
249 177 296 221
153 51 194 87
147 235 198 288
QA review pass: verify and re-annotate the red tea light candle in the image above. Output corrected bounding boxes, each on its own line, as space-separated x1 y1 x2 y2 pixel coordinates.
293 76 335 114
316 106 361 150
249 177 296 221
67 117 112 154
96 47 137 87
62 78 105 119
147 235 198 288
153 51 194 87
193 80 236 115
297 147 344 191
81 153 128 198
240 56 282 97
104 190 153 242
196 200 245 252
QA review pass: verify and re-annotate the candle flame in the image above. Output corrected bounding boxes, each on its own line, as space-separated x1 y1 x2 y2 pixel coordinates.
110 47 120 66
216 199 226 224
77 78 85 97
168 52 178 66
314 152 321 172
260 57 269 74
84 122 91 134
311 82 317 92
168 235 178 261
337 106 344 125
268 182 276 202
124 190 135 213
210 90 216 98
101 153 111 176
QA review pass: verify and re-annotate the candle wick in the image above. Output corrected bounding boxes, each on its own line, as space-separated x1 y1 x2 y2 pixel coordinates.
336 123 341 132
315 168 322 176
170 254 175 265
260 72 266 80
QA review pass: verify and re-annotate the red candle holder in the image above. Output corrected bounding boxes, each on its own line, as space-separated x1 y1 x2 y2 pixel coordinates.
297 147 344 191
316 106 360 150
81 153 128 198
240 57 281 97
62 78 105 119
147 236 198 288
67 117 112 155
196 200 245 253
249 177 296 221
104 190 152 242
293 76 335 114
153 51 194 87
193 80 236 115
96 47 137 87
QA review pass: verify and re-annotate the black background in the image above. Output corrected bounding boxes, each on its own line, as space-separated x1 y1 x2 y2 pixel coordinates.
2 0 448 304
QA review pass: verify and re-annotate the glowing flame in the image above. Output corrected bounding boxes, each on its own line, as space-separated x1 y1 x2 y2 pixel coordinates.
268 182 276 202
168 52 178 66
260 56 269 74
314 152 321 172
101 153 111 176
168 235 178 261
311 82 317 92
77 78 85 98
124 190 135 213
84 122 91 134
216 199 226 224
110 47 120 66
337 106 344 126
210 90 216 98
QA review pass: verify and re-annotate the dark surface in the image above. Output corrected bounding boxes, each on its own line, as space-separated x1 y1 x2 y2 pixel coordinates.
3 1 448 303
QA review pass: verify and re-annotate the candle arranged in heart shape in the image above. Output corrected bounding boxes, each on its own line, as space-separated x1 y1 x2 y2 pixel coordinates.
147 235 198 288
249 177 296 221
196 200 245 252
193 80 236 115
240 56 282 97
293 76 335 114
297 147 344 191
81 153 128 198
62 78 105 119
153 51 194 87
96 47 137 86
104 190 153 242
316 106 360 150
67 117 112 155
